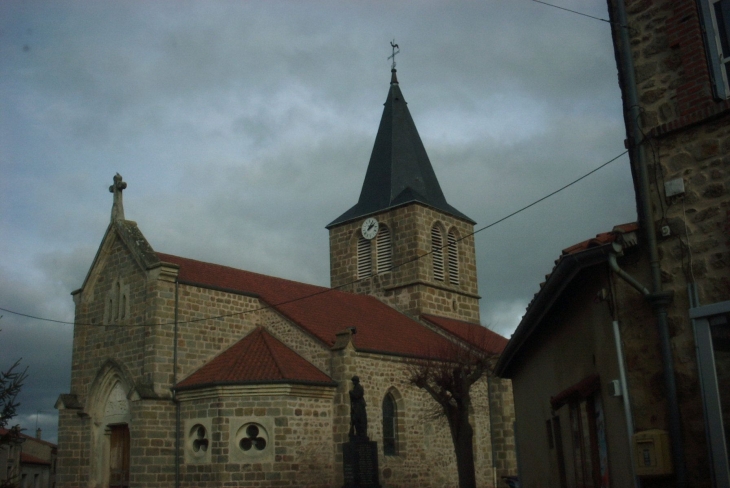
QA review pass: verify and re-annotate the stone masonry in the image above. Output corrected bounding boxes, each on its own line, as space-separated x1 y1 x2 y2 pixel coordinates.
607 0 730 485
329 203 480 323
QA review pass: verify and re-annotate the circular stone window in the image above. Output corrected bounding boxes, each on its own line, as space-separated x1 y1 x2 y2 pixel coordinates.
190 424 209 455
236 423 269 455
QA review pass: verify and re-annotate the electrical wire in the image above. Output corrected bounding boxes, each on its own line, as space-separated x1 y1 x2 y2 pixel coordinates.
0 149 628 328
529 0 615 25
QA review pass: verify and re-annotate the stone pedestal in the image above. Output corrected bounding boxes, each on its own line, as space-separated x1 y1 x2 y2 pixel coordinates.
342 439 381 488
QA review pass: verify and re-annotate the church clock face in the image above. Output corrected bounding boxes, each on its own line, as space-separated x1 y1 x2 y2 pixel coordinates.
361 217 379 240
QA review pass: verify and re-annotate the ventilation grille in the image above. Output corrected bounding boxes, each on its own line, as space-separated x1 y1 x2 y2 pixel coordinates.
448 231 459 285
431 226 444 281
358 236 372 278
377 226 392 273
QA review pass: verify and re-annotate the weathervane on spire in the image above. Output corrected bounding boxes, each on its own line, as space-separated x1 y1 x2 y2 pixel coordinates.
388 40 400 70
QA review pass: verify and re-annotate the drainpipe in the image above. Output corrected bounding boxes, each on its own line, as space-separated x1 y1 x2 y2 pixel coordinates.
173 280 180 488
612 320 642 488
611 2 686 484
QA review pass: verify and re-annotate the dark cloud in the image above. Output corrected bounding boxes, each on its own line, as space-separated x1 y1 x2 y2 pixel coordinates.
1 0 635 443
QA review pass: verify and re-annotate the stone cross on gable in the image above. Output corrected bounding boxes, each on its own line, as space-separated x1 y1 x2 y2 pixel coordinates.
109 173 127 222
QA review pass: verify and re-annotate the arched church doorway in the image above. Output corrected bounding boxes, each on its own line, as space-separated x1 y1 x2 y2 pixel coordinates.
109 424 130 488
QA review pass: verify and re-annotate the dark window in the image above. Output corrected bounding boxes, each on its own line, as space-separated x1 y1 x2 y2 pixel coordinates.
382 393 397 456
546 419 554 449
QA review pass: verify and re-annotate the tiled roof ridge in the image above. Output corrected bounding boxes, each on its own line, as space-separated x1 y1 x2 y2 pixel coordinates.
0 428 57 448
175 327 335 390
156 252 329 292
260 328 287 378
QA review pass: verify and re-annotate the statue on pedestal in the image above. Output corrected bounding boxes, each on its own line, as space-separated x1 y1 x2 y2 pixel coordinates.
348 376 368 441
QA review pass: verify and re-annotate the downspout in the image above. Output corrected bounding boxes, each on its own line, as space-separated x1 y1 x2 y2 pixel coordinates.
173 280 180 488
613 1 686 485
612 320 642 488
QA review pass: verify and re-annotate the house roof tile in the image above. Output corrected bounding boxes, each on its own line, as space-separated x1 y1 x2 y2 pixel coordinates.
20 452 50 466
176 327 334 390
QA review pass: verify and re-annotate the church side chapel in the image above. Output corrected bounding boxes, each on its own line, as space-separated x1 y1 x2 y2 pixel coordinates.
55 65 517 488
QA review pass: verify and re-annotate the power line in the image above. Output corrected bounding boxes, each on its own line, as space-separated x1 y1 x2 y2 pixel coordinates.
0 149 628 328
529 0 615 25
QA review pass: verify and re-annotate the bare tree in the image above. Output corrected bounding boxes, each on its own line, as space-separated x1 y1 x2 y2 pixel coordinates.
1 325 28 488
408 333 497 488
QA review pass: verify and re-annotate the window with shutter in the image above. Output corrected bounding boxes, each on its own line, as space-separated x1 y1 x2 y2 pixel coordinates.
357 235 372 278
376 225 392 273
447 230 459 285
431 225 444 281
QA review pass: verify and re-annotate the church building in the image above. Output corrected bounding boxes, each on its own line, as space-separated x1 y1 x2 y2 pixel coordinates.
55 67 517 488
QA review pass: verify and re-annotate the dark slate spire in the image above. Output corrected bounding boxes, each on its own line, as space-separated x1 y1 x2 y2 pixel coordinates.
327 69 474 228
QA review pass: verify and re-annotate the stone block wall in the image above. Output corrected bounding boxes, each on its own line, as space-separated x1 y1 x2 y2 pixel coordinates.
487 376 516 479
609 0 730 485
328 204 480 322
330 338 501 488
177 393 336 487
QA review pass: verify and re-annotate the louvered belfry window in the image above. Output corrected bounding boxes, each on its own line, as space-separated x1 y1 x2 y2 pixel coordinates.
447 230 459 285
358 235 372 278
431 225 444 281
376 225 392 273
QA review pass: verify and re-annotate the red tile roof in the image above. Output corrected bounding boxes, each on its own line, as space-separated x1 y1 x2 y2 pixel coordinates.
158 253 482 359
176 327 334 390
0 428 57 448
421 314 508 354
561 223 638 256
20 452 50 466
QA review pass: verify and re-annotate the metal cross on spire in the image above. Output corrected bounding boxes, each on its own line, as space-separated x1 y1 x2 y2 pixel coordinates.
109 173 127 222
388 40 400 70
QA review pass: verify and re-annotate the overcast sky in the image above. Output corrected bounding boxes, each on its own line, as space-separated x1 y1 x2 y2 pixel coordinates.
0 0 636 443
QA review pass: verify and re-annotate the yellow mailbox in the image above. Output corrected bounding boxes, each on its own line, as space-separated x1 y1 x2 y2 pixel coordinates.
633 430 672 476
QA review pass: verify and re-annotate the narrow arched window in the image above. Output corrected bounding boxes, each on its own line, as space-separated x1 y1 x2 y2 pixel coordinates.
357 235 372 278
376 225 392 273
447 230 459 285
431 225 444 281
382 393 396 456
114 281 121 319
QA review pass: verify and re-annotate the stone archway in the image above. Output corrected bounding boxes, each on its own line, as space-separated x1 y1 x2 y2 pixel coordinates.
86 362 133 488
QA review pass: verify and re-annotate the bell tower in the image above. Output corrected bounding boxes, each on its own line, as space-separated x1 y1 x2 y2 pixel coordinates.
327 68 480 323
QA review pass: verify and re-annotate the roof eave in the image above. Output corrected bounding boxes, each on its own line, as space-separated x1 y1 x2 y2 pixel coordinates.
494 243 613 378
174 378 338 392
326 200 476 229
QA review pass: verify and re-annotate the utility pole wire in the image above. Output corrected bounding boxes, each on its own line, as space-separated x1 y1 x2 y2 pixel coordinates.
0 150 628 328
530 0 616 25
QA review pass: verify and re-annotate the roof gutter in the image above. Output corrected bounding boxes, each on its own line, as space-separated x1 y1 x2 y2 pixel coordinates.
610 1 685 485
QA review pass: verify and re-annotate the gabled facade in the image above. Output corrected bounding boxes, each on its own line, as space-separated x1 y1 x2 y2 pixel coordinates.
55 69 517 488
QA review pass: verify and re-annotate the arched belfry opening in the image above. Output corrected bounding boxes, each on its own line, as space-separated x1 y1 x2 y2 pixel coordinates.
326 67 479 321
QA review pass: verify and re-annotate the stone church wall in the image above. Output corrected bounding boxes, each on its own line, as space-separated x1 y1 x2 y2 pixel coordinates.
330 344 501 488
177 394 335 487
329 203 480 323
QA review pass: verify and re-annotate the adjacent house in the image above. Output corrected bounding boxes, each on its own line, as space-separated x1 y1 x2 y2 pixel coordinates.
496 1 729 487
0 428 57 488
